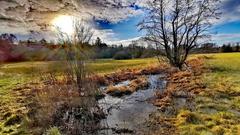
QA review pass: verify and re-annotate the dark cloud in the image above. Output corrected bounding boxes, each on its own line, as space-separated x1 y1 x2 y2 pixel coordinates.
223 0 240 10
219 0 240 23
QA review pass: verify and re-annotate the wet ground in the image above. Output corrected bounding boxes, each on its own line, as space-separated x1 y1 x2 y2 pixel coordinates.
98 75 167 134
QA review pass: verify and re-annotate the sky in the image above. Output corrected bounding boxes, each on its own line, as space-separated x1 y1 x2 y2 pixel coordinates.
0 0 240 45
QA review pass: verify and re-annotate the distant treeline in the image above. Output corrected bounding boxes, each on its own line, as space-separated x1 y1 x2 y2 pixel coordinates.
0 33 239 62
0 34 159 62
192 43 240 53
92 37 160 59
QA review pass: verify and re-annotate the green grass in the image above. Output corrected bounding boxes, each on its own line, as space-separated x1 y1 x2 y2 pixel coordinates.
90 58 158 73
0 58 158 93
1 58 158 74
176 53 240 135
205 53 240 82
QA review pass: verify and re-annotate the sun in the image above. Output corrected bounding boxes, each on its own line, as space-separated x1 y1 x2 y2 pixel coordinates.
52 15 74 35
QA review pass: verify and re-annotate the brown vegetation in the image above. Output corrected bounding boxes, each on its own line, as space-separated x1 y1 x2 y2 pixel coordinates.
154 57 206 110
106 76 149 97
148 57 207 134
26 73 105 135
92 64 168 85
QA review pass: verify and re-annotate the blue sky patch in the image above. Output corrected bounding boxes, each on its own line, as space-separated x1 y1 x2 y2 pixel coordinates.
95 14 146 41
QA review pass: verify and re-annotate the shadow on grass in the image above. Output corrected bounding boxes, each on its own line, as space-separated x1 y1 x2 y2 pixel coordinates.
210 67 228 72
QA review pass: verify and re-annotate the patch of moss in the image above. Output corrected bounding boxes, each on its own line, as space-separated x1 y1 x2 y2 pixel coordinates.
199 130 213 135
197 103 227 112
177 110 202 125
211 126 225 135
179 125 207 135
205 121 216 128
216 112 234 119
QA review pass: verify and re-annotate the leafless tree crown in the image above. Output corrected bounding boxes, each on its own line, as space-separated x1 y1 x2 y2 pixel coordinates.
139 0 220 69
56 19 94 93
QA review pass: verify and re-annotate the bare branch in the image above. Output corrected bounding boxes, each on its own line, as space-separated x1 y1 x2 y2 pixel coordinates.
139 0 220 69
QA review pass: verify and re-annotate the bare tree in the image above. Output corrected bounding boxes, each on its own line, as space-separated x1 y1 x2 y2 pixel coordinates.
32 19 105 135
57 19 94 94
139 0 220 69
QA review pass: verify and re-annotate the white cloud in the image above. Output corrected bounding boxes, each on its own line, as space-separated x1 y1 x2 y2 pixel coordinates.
3 0 240 45
211 33 240 44
107 37 141 46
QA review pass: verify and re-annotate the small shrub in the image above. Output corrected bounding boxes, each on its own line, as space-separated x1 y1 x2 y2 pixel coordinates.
45 127 61 135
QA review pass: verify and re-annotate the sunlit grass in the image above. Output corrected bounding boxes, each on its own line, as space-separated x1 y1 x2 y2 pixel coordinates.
0 58 158 90
0 58 158 96
202 53 240 100
176 53 240 135
90 58 158 74
0 58 158 74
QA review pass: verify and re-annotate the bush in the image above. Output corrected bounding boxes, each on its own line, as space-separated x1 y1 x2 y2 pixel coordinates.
45 127 61 135
113 51 132 60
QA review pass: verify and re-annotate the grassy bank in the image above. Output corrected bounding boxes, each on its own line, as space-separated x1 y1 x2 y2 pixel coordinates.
176 53 240 135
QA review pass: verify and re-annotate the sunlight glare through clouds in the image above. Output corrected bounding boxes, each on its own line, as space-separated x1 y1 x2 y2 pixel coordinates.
52 15 74 35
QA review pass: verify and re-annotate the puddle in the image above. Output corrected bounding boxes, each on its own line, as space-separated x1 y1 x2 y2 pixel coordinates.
98 75 166 134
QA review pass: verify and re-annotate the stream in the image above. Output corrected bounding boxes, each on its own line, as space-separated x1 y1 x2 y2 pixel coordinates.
98 74 167 134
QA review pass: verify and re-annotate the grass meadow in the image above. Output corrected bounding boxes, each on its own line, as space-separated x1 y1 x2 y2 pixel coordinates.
0 53 240 134
176 53 240 135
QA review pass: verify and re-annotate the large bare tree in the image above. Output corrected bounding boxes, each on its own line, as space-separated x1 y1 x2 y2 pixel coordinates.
139 0 220 69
